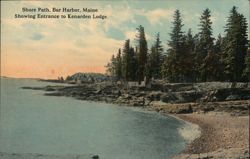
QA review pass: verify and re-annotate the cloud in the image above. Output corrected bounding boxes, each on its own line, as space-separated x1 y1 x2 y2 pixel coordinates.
138 8 175 25
102 4 136 31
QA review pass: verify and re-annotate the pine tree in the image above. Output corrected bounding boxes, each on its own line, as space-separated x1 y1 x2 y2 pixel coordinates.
162 10 185 82
192 33 200 82
214 34 223 54
197 8 215 81
122 39 132 80
214 34 226 81
198 8 214 58
129 47 138 81
115 49 122 79
161 53 178 82
200 50 221 81
243 48 250 81
147 33 164 79
182 29 196 82
155 33 164 66
106 54 116 77
136 25 148 83
145 46 154 79
222 6 248 81
168 10 184 58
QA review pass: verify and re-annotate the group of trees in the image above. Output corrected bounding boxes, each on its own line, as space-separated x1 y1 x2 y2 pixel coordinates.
106 25 148 83
106 6 249 83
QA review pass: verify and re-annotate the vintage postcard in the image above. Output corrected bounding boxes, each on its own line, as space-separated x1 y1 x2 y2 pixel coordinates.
1 0 249 159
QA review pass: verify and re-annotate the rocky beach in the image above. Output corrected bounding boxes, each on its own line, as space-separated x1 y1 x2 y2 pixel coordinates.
173 113 249 159
20 77 250 159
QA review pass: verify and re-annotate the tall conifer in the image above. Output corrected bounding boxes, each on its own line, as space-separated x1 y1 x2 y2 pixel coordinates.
222 6 248 81
162 10 185 82
136 25 148 83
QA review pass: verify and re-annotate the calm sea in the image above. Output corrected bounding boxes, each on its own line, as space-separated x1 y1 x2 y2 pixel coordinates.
0 78 187 159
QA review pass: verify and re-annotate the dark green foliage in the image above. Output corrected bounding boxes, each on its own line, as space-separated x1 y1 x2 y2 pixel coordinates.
129 47 139 81
197 8 214 59
214 34 226 81
161 10 186 82
214 34 223 54
115 49 122 79
243 48 250 81
161 52 179 82
196 8 216 81
222 6 248 81
121 40 138 81
145 47 153 79
146 33 164 79
106 6 249 83
122 39 132 80
200 51 221 81
168 10 184 58
106 54 116 76
136 25 148 83
182 29 197 82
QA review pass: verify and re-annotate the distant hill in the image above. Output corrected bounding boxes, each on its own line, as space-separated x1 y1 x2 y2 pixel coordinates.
0 76 10 78
66 72 109 83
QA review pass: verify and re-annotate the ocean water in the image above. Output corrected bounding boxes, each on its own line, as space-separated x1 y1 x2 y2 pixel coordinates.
0 78 187 159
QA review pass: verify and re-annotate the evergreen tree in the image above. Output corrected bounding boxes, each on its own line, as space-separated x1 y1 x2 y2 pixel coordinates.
155 33 165 66
198 8 214 58
197 8 215 81
129 47 138 81
136 25 148 84
192 33 200 81
106 54 116 77
145 46 154 79
147 33 164 79
161 53 178 82
182 29 196 82
214 34 226 81
168 10 184 58
162 10 185 82
222 6 248 81
214 34 223 54
200 51 221 81
115 49 122 79
243 48 250 81
122 39 132 80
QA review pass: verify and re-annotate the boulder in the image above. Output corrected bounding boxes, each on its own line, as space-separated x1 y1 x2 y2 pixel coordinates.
160 93 178 103
226 95 241 101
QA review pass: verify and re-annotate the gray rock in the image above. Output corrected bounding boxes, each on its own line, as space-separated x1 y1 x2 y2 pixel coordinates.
0 152 97 159
226 95 241 101
160 93 178 103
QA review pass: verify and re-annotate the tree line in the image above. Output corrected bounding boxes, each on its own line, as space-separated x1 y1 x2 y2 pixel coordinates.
106 6 249 83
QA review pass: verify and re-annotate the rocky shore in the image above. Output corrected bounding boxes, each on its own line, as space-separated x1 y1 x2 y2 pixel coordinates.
21 80 250 159
0 152 99 159
22 81 250 115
